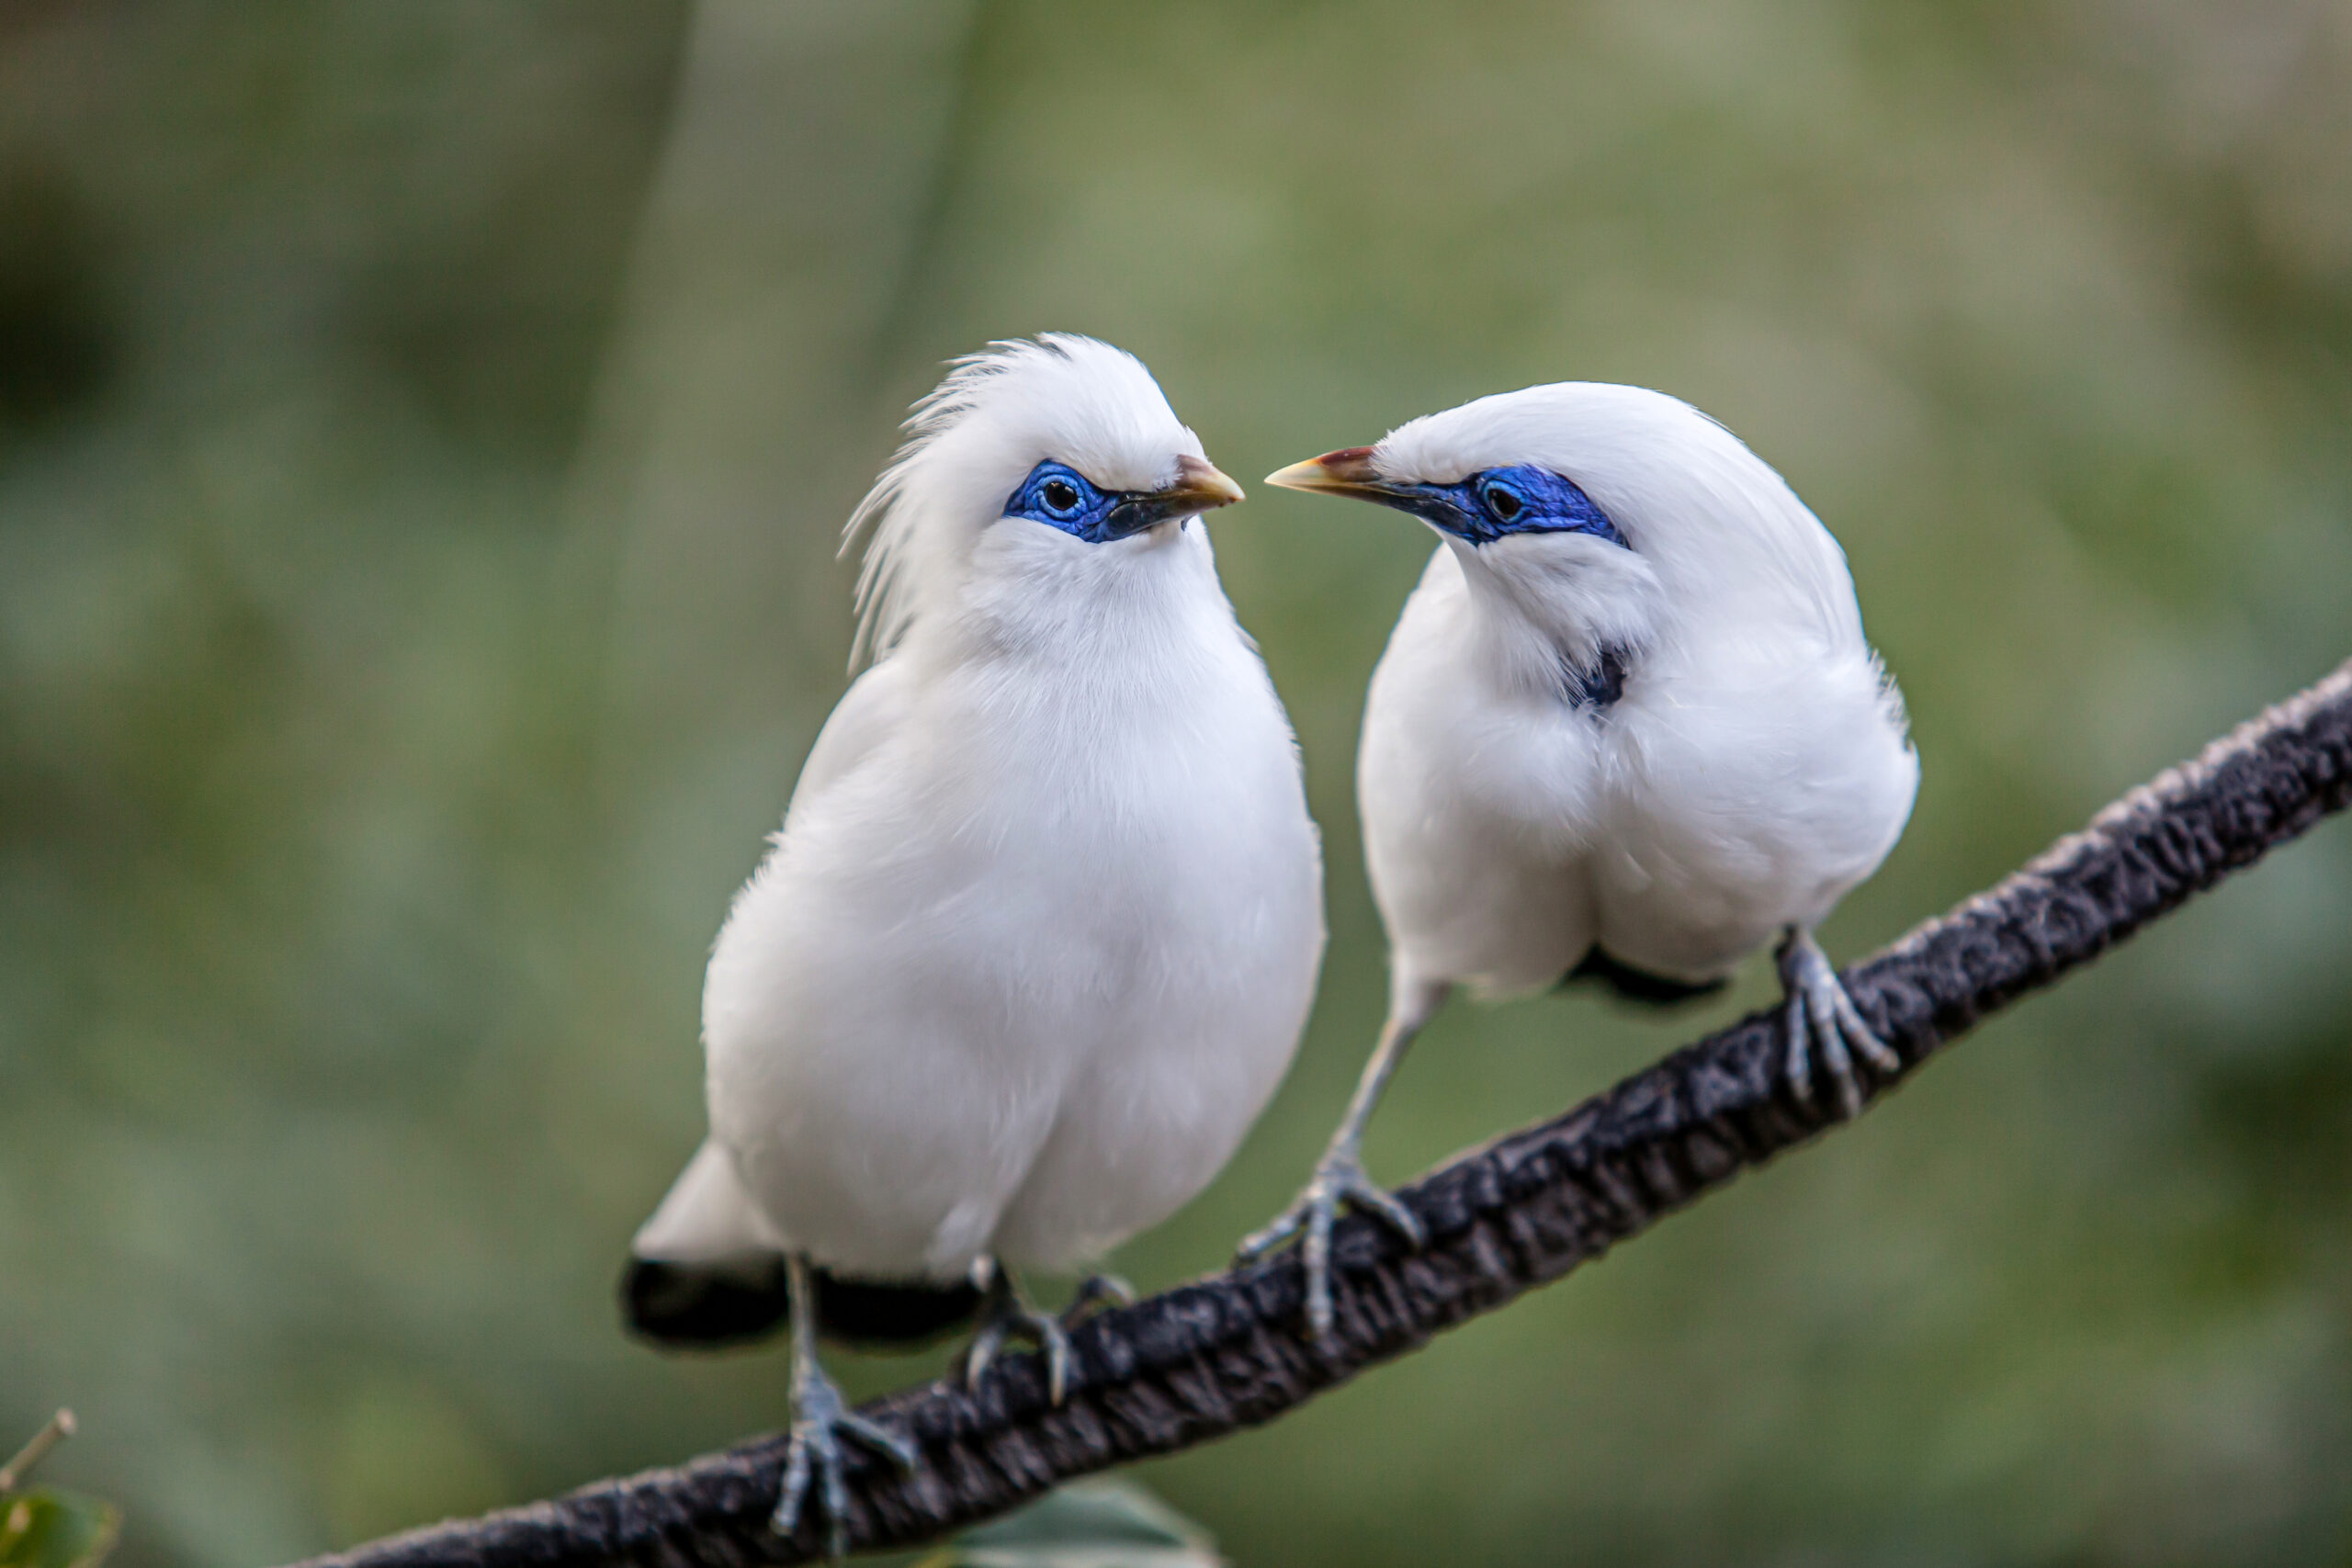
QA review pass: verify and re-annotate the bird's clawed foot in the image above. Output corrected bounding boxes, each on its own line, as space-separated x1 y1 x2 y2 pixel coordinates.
1776 927 1901 1119
773 1360 917 1557
960 1264 1080 1404
1061 1271 1134 1325
1234 1144 1425 1341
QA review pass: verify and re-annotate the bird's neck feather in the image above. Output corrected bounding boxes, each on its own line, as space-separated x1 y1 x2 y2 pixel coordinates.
922 518 1236 677
1446 535 1664 702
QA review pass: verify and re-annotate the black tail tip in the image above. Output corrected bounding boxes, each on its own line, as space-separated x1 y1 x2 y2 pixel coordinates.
623 1255 791 1348
622 1257 984 1350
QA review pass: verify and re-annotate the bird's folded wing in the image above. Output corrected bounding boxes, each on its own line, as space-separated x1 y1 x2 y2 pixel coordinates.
631 1137 782 1262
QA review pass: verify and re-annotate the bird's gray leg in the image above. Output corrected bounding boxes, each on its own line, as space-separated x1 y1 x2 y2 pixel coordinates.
772 1253 917 1557
1236 979 1450 1340
1775 927 1901 1119
960 1259 1077 1405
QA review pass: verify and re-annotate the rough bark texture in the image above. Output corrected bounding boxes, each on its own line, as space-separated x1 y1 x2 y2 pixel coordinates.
289 658 2352 1568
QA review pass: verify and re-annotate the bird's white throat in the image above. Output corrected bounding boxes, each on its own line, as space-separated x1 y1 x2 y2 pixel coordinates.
1444 530 1665 704
936 514 1230 670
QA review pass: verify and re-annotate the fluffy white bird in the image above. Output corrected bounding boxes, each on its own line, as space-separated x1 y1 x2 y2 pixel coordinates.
1239 382 1917 1337
625 336 1325 1551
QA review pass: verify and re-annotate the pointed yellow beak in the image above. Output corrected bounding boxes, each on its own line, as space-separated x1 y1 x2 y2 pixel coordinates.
1161 453 1246 513
1264 446 1391 501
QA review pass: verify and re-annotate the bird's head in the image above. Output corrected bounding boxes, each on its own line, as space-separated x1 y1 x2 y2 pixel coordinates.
845 335 1243 667
1268 382 1860 675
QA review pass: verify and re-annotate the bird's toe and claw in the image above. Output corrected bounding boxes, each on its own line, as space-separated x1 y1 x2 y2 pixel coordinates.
1776 929 1902 1119
772 1365 917 1557
1061 1271 1135 1325
960 1270 1098 1405
1234 1146 1425 1341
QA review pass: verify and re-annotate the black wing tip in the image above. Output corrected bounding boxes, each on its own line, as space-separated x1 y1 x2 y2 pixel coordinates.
1563 948 1731 1007
620 1256 983 1351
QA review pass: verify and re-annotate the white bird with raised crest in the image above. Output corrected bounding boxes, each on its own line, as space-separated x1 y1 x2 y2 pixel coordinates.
624 336 1325 1552
1240 382 1917 1337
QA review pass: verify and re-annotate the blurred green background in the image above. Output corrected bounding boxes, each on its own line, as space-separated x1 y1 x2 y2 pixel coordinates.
5 1 2351 1563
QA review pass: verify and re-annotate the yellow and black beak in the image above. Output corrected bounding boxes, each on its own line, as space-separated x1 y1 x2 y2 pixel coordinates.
1263 446 1396 502
1105 454 1246 537
1268 445 1490 540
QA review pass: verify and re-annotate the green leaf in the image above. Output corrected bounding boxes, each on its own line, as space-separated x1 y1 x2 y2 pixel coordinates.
912 1480 1223 1568
0 1490 121 1568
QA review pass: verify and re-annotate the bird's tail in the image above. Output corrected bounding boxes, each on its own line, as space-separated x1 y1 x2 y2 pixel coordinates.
622 1140 980 1349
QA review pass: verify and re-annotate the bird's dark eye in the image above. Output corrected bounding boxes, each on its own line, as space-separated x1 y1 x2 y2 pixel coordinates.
1041 478 1081 514
1480 479 1525 523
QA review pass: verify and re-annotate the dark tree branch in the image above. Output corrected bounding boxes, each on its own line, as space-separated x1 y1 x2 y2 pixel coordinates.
292 658 2352 1568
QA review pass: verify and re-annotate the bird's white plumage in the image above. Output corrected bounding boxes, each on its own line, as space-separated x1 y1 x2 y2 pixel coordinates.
638 336 1324 1285
1356 382 1916 995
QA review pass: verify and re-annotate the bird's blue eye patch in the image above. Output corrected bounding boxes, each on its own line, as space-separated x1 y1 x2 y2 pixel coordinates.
1001 459 1216 545
1374 464 1627 548
1004 461 1121 538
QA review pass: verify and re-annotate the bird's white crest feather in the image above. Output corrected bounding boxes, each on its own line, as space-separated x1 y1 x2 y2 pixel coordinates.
842 333 1205 670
